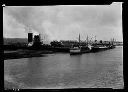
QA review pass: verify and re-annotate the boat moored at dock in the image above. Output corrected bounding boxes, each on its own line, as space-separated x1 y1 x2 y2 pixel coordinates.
70 46 81 55
70 34 92 55
91 45 108 52
70 44 92 54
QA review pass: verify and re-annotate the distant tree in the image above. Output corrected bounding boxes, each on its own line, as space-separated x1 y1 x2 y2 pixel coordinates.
100 40 102 43
50 41 62 47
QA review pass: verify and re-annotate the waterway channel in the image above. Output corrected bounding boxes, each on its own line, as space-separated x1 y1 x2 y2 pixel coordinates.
4 46 123 89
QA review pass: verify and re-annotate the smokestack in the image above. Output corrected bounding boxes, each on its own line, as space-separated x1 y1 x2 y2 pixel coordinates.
28 33 33 43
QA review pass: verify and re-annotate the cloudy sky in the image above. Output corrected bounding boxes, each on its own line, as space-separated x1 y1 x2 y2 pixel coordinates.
3 2 123 42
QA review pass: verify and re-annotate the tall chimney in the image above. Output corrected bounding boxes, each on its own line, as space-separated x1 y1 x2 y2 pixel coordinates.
28 33 33 43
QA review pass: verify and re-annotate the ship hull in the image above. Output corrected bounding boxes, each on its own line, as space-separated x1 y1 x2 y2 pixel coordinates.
80 46 91 53
108 45 116 49
91 47 108 52
70 49 81 55
81 49 91 53
70 52 82 55
70 46 91 55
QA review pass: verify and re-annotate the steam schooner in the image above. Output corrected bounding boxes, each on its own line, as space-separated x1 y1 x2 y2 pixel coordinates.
70 34 92 55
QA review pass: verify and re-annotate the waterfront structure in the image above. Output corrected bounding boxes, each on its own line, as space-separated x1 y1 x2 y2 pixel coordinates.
28 33 33 47
32 34 42 48
26 32 116 52
27 32 42 48
34 35 40 43
28 33 33 42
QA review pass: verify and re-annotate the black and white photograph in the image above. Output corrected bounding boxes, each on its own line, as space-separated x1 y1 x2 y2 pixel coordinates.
3 3 123 89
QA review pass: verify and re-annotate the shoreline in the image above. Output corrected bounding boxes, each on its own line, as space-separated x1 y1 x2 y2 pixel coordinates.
4 46 122 60
4 50 53 60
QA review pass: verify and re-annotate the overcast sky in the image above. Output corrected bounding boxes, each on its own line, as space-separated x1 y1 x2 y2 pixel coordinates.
3 3 123 42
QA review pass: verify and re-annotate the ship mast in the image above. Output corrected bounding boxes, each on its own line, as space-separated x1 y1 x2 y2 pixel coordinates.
95 35 96 41
112 38 114 45
79 33 80 46
79 33 80 43
86 35 88 45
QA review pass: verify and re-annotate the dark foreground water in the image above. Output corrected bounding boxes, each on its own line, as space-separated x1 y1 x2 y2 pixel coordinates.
4 46 123 89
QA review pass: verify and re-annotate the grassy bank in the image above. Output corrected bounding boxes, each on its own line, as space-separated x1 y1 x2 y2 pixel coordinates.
4 50 53 60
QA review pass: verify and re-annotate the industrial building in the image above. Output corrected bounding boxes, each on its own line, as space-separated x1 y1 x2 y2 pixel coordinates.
28 33 42 47
28 33 33 46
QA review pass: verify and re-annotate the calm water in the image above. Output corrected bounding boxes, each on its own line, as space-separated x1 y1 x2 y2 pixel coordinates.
4 46 123 89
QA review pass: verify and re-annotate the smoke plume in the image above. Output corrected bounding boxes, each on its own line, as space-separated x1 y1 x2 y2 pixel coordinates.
3 4 123 42
4 6 51 42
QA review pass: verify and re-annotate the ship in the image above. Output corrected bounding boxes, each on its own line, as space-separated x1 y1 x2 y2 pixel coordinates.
108 44 116 49
70 46 81 55
91 43 108 52
91 38 116 52
70 34 92 55
108 38 116 49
